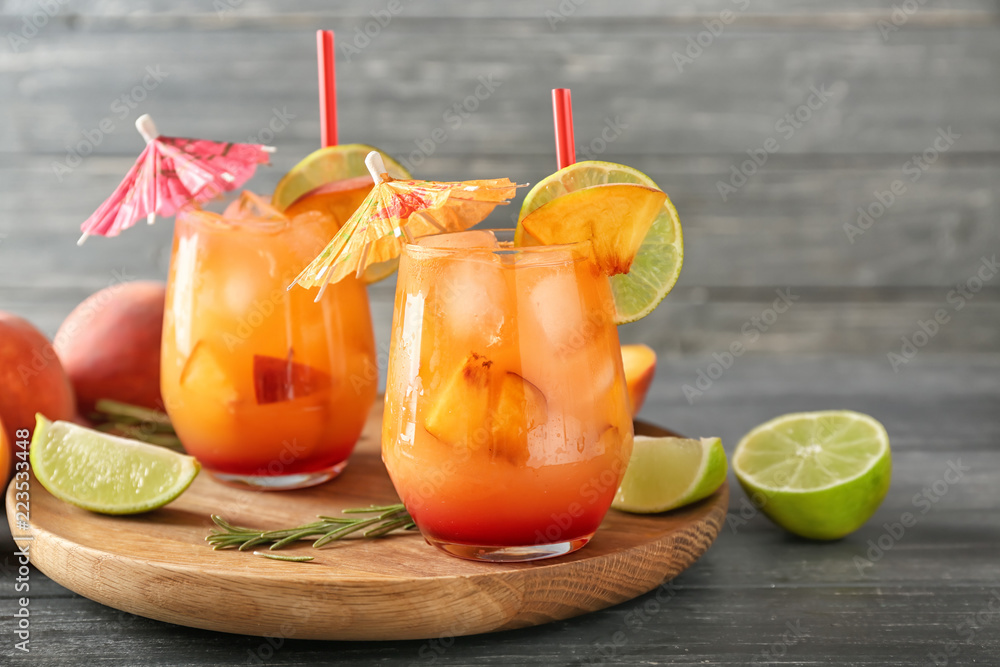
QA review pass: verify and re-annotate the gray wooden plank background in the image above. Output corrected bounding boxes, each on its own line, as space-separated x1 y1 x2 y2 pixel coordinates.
1 0 998 361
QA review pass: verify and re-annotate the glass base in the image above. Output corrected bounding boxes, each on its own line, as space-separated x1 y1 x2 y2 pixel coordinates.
209 461 348 491
426 533 593 562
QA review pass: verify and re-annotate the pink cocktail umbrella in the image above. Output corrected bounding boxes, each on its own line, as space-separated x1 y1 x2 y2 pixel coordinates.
78 114 274 245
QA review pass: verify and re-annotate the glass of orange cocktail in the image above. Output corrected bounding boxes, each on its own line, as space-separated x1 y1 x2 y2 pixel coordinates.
161 193 377 489
382 229 634 561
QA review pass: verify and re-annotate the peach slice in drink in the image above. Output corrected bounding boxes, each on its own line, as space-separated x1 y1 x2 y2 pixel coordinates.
423 352 547 467
179 340 239 406
252 353 332 405
491 371 548 465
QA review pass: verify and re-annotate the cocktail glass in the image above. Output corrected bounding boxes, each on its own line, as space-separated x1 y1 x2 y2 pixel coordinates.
382 229 634 561
161 192 377 489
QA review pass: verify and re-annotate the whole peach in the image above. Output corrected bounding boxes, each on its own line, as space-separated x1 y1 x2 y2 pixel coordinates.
54 281 166 414
0 415 11 491
0 312 77 446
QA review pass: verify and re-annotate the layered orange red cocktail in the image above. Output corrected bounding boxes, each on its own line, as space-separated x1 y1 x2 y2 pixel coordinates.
382 230 634 560
161 194 377 489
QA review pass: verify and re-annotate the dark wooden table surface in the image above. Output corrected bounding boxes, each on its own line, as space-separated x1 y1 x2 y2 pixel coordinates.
1 2 998 665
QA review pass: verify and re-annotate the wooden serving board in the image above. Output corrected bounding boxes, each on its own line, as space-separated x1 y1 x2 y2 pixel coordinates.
6 404 728 641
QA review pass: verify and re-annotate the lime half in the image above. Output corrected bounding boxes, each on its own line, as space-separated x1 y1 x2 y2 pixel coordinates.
517 160 683 324
612 436 727 513
29 415 200 515
271 143 409 212
272 144 410 284
732 411 891 540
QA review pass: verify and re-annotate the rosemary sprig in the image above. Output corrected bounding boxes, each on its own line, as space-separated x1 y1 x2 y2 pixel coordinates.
94 423 185 450
206 504 417 554
253 551 315 562
89 399 185 450
94 399 173 426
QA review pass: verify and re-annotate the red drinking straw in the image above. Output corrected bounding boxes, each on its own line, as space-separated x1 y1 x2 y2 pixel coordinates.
317 30 338 147
552 88 575 169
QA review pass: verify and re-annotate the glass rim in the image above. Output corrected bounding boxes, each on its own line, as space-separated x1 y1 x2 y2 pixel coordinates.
403 228 590 258
175 202 330 235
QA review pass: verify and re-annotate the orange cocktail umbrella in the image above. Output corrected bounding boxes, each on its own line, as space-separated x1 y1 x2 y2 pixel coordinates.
292 151 519 296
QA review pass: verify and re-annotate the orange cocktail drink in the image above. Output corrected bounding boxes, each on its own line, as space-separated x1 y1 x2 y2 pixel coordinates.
382 230 634 561
161 193 377 489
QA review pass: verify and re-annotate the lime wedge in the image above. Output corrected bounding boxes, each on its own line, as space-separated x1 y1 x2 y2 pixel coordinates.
612 436 727 513
517 160 683 324
29 414 200 515
732 411 891 540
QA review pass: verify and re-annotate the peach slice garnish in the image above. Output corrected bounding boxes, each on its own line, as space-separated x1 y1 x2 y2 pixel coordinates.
518 183 666 276
621 344 657 416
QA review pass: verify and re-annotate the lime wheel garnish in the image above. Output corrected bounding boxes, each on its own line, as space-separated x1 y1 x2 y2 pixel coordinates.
517 161 683 324
272 144 410 283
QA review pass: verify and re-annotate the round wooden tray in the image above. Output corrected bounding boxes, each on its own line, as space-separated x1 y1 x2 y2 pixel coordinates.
6 404 727 641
